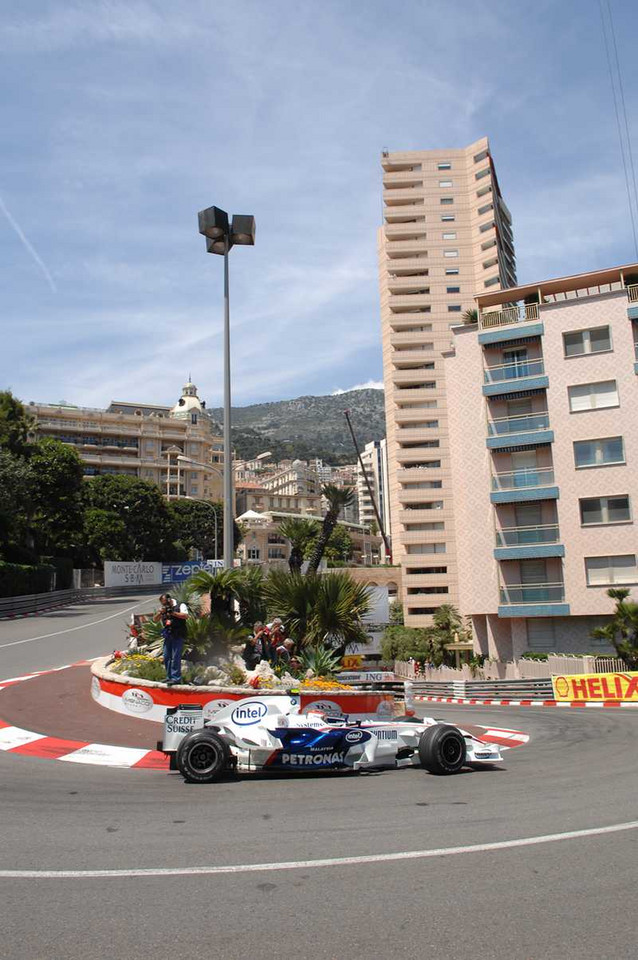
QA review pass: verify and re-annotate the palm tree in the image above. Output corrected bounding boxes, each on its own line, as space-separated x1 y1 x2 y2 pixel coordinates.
263 569 371 655
462 308 478 324
306 484 356 575
592 588 638 669
277 517 320 573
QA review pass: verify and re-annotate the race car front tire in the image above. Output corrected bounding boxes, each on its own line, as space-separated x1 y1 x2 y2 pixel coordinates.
176 730 229 784
418 724 466 775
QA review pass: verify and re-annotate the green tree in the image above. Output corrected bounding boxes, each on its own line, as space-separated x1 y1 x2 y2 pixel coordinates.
591 588 638 669
389 600 404 625
168 499 221 560
263 569 371 656
322 524 354 566
0 450 35 557
0 390 33 457
29 438 84 556
85 474 175 561
306 484 356 575
83 508 131 562
278 517 319 573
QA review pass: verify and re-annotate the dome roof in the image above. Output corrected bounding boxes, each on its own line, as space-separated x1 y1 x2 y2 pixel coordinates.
170 379 210 420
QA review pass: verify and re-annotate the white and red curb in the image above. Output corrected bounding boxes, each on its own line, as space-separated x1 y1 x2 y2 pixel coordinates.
416 695 638 709
0 662 168 770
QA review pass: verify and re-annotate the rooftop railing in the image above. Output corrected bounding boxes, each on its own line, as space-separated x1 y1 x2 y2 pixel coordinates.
499 582 565 604
487 412 550 437
496 524 560 547
483 358 545 383
491 467 555 491
627 284 638 303
479 302 539 329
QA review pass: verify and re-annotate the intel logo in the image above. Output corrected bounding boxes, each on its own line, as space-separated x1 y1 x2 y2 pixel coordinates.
345 730 364 743
231 701 268 725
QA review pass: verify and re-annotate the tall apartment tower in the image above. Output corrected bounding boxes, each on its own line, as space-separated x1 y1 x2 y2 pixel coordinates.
379 137 516 625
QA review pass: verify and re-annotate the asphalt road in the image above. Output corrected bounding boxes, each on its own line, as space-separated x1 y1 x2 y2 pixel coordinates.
1 597 637 960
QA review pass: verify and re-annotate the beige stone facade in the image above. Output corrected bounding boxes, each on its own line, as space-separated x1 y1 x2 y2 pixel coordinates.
236 510 382 568
31 380 224 502
378 137 516 625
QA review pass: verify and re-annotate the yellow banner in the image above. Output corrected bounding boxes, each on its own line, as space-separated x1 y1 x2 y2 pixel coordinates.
552 672 638 702
341 654 364 669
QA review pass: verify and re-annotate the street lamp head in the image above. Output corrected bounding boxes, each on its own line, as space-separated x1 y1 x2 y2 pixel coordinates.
198 205 229 240
231 214 256 246
206 236 229 256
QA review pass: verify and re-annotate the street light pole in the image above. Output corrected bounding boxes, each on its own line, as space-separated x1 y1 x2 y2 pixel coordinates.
197 205 256 571
222 235 233 571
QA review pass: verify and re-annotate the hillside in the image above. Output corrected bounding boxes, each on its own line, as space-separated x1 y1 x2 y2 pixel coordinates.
210 388 386 464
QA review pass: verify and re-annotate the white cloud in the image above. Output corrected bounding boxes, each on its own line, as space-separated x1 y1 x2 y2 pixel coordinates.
332 381 384 395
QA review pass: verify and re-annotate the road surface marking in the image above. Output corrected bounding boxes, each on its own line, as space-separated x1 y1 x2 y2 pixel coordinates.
1 820 637 879
0 599 155 650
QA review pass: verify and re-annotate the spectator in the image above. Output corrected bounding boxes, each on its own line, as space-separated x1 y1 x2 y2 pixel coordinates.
274 637 295 665
154 592 188 685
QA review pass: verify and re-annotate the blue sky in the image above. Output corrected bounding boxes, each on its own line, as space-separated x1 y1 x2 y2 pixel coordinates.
1 0 637 409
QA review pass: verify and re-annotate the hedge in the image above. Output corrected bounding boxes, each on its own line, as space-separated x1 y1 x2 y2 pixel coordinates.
0 562 56 598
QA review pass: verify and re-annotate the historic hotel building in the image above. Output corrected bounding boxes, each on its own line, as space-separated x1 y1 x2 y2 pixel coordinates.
379 137 516 625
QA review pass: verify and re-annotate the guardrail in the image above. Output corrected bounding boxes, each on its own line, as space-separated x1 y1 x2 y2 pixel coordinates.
410 677 554 700
0 583 160 619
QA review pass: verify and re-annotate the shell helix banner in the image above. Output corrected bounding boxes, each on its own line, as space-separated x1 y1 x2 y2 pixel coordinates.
551 672 638 702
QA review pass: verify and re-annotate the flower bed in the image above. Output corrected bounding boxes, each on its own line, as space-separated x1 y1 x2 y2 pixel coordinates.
91 657 395 724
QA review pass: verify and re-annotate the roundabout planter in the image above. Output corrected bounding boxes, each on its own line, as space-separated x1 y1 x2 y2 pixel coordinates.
90 657 395 724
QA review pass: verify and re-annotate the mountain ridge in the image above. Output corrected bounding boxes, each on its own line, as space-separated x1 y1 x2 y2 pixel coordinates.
210 388 386 465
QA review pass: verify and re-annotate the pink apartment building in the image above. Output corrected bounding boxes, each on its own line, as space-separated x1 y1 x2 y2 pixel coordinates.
445 263 638 659
379 137 516 626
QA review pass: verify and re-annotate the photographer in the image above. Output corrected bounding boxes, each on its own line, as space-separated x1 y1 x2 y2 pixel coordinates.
154 593 188 685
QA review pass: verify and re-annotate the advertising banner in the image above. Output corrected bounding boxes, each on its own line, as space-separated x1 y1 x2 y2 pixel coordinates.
161 561 219 584
104 562 162 587
552 671 638 702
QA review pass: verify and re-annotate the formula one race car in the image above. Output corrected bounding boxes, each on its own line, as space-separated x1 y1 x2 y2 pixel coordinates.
162 695 503 784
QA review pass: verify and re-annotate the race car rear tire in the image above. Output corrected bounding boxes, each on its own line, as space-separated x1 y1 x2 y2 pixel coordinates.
176 730 229 784
418 724 466 775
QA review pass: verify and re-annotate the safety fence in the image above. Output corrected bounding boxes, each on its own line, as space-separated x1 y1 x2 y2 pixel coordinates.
0 584 160 619
394 655 627 683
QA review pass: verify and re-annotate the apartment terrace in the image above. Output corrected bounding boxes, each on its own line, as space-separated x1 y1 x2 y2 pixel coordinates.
475 262 638 336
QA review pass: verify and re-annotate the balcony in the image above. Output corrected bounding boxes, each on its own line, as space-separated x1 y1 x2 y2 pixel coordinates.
494 525 564 560
478 303 543 346
482 358 548 397
385 239 429 257
628 284 638 320
498 582 569 618
385 222 426 240
490 468 559 504
383 170 423 187
486 412 553 450
385 204 426 221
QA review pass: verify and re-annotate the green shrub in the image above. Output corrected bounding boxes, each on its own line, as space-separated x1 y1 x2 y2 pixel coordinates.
520 651 549 661
0 561 56 598
299 645 342 678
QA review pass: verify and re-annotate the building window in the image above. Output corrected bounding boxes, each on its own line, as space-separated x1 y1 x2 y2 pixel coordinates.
445 268 460 275
442 232 457 240
563 326 612 357
568 380 619 412
443 250 459 258
446 286 460 293
526 618 556 652
406 566 447 575
437 162 452 170
585 555 637 586
441 215 455 222
580 495 631 525
447 305 462 312
478 202 494 216
247 548 260 560
404 522 445 532
474 149 488 163
439 180 453 187
408 607 437 615
477 184 492 198
479 221 495 233
405 543 446 554
484 276 500 288
440 197 454 205
574 436 625 468
475 167 490 180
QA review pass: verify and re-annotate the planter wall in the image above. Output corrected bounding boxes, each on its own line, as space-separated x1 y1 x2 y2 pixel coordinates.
91 658 395 724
